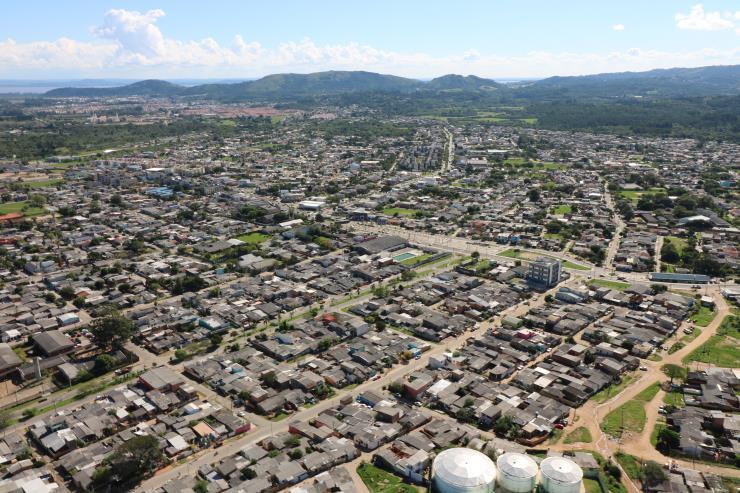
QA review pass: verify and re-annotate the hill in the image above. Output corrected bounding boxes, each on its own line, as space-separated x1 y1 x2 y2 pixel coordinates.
427 74 501 91
46 79 184 98
519 65 740 98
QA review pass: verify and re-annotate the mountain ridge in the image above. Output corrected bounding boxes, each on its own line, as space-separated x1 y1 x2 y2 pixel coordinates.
42 64 740 100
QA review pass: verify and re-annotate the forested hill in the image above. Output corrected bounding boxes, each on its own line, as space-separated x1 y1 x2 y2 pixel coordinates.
516 65 740 98
43 65 740 100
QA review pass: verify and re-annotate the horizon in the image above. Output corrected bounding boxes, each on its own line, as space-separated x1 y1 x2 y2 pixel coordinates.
1 1 739 79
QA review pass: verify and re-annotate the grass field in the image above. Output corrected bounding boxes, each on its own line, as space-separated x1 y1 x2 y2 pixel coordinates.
357 463 418 493
663 392 685 408
563 426 593 444
690 305 717 327
683 314 740 367
22 178 64 188
401 253 432 267
584 479 603 493
663 236 688 257
619 187 666 203
234 232 271 245
601 383 660 437
587 279 630 291
498 248 590 270
551 204 572 215
0 201 46 217
591 374 635 403
382 207 417 217
615 452 644 480
650 422 667 447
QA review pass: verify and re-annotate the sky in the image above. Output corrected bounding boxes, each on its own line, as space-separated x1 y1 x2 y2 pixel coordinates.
1 1 739 80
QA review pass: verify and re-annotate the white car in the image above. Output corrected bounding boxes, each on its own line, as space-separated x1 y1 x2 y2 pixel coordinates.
639 366 648 371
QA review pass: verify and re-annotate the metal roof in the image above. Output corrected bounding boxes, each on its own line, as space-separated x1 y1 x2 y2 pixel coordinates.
497 453 538 479
433 448 497 488
540 457 583 484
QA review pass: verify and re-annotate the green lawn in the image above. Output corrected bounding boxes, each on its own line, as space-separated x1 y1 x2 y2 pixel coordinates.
551 204 572 215
591 375 635 403
0 201 46 217
587 279 630 291
650 422 667 447
619 187 666 203
663 236 688 258
668 342 685 354
23 178 64 188
601 383 660 437
357 463 419 493
401 253 432 266
661 364 688 382
690 305 717 327
382 207 417 217
234 232 271 245
563 426 593 444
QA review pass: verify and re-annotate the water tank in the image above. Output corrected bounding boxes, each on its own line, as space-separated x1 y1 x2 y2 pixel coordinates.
496 453 538 493
432 448 497 493
539 457 583 493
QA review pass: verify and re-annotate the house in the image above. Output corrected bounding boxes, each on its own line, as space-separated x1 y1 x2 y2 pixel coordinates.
0 343 22 377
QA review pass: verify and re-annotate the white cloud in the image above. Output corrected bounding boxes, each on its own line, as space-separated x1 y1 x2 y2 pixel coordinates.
0 8 739 79
612 24 625 31
675 4 734 31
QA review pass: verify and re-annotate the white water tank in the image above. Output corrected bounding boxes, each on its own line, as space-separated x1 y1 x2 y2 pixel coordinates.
496 453 538 493
432 448 497 493
539 457 583 493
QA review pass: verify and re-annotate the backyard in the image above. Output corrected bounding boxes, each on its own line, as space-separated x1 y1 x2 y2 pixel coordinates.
357 463 419 493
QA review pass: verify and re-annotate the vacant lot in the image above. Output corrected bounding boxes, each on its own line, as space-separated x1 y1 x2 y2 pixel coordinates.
683 314 740 368
601 383 660 437
587 279 630 291
357 463 418 493
563 426 593 444
690 305 717 327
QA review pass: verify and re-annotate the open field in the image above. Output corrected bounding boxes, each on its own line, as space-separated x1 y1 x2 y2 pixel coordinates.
551 204 572 215
357 463 419 493
234 232 271 245
587 279 630 291
563 426 593 444
0 201 46 217
690 305 717 327
683 314 740 367
382 207 417 217
618 187 666 203
499 248 590 270
601 382 660 437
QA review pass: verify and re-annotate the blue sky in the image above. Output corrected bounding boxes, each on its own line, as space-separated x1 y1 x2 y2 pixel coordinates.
1 1 739 79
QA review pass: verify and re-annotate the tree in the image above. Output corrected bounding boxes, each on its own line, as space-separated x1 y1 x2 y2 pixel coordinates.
58 285 76 300
90 310 135 350
173 349 188 362
493 415 520 439
95 435 164 489
208 333 223 347
93 354 117 375
656 427 680 454
527 189 541 202
643 461 667 487
584 350 596 365
194 479 209 493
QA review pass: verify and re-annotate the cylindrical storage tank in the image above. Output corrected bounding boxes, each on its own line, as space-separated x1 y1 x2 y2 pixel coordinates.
432 448 497 493
496 453 538 493
539 457 583 493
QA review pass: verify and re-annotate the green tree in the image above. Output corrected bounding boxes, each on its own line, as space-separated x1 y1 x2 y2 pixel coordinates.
656 427 680 454
95 435 164 489
90 310 135 349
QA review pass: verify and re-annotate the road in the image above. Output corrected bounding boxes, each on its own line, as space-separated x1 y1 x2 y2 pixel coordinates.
654 236 664 273
603 184 625 269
